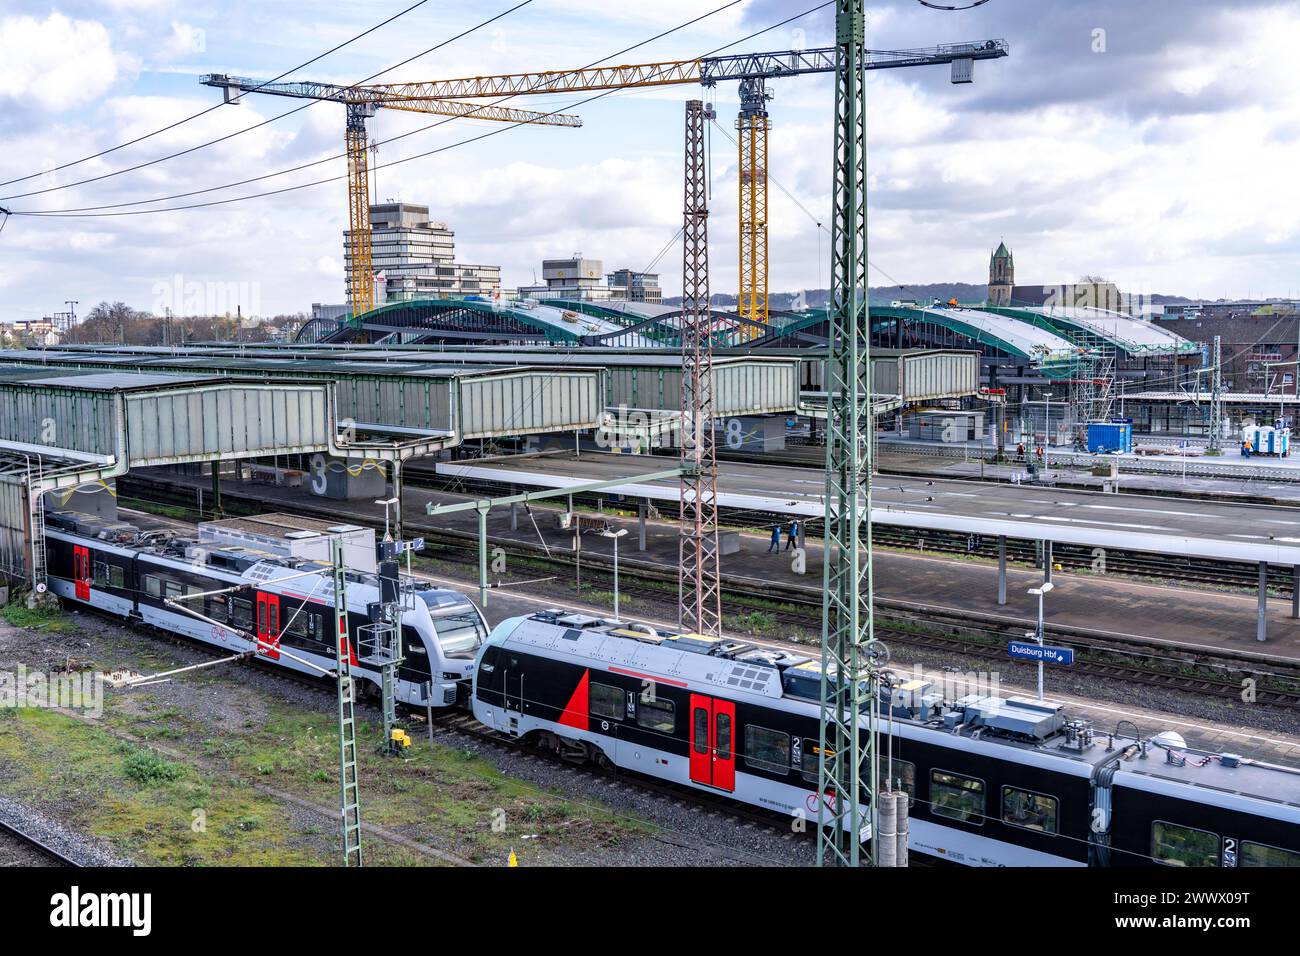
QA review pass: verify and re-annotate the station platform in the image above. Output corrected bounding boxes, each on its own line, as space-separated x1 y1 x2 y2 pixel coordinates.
437 451 1300 568
130 466 1300 663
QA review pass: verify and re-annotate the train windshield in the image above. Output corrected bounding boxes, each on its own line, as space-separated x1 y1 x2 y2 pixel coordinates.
432 612 484 659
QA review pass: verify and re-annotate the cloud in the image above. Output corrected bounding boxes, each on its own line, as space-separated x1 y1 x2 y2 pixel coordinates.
0 13 123 113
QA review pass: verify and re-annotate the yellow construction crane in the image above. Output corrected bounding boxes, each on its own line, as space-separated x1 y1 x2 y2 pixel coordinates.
362 41 1007 335
201 75 582 320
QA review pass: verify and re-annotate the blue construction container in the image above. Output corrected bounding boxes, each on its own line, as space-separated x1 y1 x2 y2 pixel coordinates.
1087 422 1132 454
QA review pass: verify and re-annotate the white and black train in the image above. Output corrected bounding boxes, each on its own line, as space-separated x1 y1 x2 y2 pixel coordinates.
45 513 488 708
473 610 1300 867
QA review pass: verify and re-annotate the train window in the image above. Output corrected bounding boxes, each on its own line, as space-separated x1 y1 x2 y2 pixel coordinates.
930 770 986 824
1152 821 1220 867
285 609 320 642
164 581 184 601
716 712 731 759
882 758 916 807
144 575 162 599
636 698 674 734
744 726 791 775
1001 787 1058 834
800 738 821 783
1240 842 1300 867
693 707 708 754
589 682 623 721
230 598 254 630
93 561 123 588
206 594 229 624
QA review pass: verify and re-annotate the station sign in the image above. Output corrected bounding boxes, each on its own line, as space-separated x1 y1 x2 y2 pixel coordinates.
404 538 425 553
1007 641 1074 666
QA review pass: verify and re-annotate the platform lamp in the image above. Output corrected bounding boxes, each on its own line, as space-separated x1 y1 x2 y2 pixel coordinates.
1026 580 1054 700
374 496 399 543
599 528 628 621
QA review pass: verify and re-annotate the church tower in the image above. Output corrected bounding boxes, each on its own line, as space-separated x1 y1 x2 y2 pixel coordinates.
988 240 1013 305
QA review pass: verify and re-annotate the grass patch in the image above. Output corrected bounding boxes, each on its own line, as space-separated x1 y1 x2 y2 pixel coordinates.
121 746 185 784
1 601 73 633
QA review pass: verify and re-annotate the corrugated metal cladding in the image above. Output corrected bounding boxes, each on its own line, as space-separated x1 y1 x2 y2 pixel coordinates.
0 383 118 456
459 371 602 438
605 361 798 414
872 359 900 398
126 385 328 465
0 476 28 581
335 376 453 432
898 351 979 401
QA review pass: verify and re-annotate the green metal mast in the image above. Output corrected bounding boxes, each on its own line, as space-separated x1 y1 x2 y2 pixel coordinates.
331 538 363 866
817 0 877 867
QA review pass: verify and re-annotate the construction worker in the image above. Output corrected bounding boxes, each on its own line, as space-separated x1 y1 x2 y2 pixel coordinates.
1243 438 1253 459
786 519 799 551
768 523 782 553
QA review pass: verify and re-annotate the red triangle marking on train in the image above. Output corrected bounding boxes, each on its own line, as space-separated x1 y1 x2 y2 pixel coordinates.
558 669 589 731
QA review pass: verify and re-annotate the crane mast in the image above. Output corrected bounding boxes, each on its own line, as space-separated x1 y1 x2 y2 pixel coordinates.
200 74 581 321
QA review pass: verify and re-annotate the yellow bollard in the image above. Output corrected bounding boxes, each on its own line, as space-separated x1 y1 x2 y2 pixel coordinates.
508 848 518 867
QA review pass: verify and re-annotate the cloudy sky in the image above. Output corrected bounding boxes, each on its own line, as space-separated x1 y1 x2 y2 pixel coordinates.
1 0 1298 318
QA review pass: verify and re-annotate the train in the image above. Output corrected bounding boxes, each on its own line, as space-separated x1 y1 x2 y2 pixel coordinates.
472 609 1300 867
42 511 1300 867
44 512 488 709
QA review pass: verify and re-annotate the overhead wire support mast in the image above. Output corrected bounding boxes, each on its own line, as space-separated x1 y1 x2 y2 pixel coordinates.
678 99 723 639
200 75 581 322
818 0 876 869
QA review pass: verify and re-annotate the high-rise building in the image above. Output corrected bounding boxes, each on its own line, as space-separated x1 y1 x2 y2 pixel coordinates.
517 255 610 300
343 202 501 304
607 268 663 304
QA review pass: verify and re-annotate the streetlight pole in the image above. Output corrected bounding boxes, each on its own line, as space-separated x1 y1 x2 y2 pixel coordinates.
1027 581 1054 700
600 528 628 620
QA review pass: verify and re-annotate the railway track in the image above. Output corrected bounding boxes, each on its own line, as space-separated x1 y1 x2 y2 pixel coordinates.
429 712 807 854
0 816 82 867
117 475 1300 709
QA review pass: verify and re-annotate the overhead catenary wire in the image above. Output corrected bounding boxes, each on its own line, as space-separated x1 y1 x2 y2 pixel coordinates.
0 0 442 192
0 0 537 204
11 1 832 220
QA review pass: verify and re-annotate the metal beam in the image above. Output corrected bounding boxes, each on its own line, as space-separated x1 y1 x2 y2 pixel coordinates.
425 468 682 516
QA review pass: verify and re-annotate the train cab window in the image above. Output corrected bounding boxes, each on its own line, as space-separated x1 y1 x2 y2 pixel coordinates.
930 770 986 824
744 726 791 775
636 698 674 734
1001 787 1058 834
882 758 916 807
230 597 254 630
144 575 162 599
590 682 624 721
1152 821 1220 867
1240 842 1300 867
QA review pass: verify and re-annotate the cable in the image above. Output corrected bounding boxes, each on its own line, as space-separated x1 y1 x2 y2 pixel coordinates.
0 0 535 203
0 0 439 192
12 1 832 220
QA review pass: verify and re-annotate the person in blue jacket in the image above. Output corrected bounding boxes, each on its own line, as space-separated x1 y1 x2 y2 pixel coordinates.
768 523 782 552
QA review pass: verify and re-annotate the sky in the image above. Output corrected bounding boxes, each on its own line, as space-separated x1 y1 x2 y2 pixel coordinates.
1 0 1299 318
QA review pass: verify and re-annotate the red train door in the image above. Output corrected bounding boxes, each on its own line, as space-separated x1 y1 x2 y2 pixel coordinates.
73 546 91 601
256 592 281 660
689 694 736 792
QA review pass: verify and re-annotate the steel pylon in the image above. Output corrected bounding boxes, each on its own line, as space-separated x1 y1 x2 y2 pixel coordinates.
678 99 722 638
817 0 877 868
